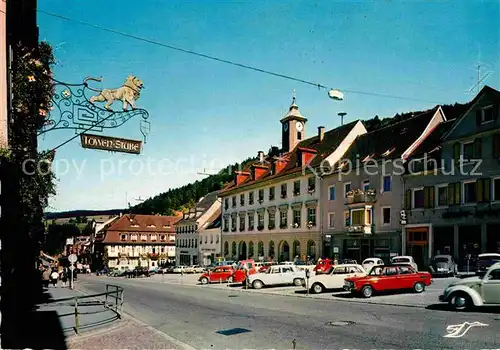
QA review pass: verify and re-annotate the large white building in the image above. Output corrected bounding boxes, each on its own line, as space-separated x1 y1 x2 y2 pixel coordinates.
220 98 366 262
175 192 221 266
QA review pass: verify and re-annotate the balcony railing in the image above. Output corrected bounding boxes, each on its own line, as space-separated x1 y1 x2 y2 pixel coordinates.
346 189 377 204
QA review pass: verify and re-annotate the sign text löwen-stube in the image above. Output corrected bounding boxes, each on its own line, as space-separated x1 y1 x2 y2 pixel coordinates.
80 134 142 154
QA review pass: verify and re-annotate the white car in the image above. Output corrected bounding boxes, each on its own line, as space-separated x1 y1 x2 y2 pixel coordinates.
191 265 205 273
361 258 384 272
172 266 187 273
248 265 305 289
304 264 367 294
391 256 418 271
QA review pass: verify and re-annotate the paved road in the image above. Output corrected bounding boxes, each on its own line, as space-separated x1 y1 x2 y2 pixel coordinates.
78 275 500 349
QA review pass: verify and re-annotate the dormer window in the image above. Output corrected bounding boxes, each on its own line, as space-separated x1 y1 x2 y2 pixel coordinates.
477 105 496 125
140 234 147 241
131 234 137 241
151 234 157 241
120 234 127 241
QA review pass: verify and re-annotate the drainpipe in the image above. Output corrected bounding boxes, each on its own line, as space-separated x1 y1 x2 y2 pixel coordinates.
319 175 325 260
401 175 406 256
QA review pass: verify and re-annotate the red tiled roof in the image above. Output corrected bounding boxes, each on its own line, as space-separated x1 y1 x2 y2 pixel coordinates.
220 120 360 194
103 214 180 244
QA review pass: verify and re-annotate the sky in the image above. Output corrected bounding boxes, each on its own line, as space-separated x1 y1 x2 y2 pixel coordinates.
37 0 500 212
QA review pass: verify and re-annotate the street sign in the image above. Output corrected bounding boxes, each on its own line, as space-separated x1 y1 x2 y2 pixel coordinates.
69 265 75 271
68 254 77 263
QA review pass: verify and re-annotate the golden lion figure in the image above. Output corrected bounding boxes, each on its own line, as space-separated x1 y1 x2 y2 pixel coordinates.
86 75 144 111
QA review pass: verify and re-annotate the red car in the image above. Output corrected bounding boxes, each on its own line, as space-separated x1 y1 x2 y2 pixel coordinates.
199 266 235 284
314 258 335 274
344 264 432 298
232 259 258 283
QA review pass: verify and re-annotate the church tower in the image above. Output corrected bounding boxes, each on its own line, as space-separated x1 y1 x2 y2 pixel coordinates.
280 93 307 153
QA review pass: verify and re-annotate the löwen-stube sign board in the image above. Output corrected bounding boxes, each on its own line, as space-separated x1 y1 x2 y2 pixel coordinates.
80 134 142 154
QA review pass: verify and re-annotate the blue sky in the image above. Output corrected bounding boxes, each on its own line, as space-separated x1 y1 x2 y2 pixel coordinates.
38 0 500 211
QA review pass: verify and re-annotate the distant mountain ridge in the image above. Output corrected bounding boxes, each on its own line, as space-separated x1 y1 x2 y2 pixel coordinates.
44 209 128 220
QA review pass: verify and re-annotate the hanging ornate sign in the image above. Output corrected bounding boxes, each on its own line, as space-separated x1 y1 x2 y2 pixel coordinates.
39 76 150 143
80 134 142 154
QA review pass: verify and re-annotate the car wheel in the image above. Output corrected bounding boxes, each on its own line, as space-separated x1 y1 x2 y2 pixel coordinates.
227 276 233 283
252 280 263 289
312 283 324 294
293 278 303 286
361 285 373 298
200 277 209 285
451 292 471 311
413 282 425 293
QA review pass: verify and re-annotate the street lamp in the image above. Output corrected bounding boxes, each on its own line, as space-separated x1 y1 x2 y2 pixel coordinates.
328 89 344 101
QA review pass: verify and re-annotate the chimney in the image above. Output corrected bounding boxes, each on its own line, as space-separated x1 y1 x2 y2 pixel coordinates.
258 151 265 164
318 126 325 142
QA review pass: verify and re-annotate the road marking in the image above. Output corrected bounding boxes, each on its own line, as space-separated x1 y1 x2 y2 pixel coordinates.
443 321 489 338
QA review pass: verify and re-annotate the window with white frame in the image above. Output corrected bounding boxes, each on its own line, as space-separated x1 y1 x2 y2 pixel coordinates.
463 180 477 204
293 209 301 227
362 180 370 191
328 213 335 228
494 177 500 201
436 184 448 207
280 210 287 227
344 182 351 197
480 105 495 124
412 188 424 209
382 207 391 225
307 208 316 226
329 185 336 200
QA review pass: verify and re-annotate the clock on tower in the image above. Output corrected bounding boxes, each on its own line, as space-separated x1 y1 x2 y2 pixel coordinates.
280 97 307 153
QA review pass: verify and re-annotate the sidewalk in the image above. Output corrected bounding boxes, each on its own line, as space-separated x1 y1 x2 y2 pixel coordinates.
36 284 120 336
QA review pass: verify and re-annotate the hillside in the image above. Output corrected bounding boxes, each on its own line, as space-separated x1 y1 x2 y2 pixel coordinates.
44 209 127 220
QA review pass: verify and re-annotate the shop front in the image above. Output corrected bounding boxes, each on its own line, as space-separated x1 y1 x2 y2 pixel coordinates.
340 234 400 264
487 224 500 253
406 226 430 268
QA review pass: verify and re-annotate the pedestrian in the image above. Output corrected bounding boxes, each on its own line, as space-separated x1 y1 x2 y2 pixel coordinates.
61 269 68 287
50 269 59 287
42 268 51 288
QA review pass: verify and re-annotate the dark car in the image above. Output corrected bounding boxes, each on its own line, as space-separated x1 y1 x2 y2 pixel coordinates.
476 253 500 275
431 255 457 276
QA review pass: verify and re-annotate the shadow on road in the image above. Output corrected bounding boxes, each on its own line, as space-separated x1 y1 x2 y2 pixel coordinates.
426 303 500 314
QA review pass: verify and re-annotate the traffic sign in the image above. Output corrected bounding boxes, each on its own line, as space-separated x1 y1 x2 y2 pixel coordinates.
68 254 77 263
69 265 75 271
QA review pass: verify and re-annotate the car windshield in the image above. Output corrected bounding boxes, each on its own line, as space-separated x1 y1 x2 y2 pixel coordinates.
392 258 410 263
434 257 449 263
363 260 374 264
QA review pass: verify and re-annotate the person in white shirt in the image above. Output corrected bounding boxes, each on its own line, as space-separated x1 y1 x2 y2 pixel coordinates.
50 270 59 287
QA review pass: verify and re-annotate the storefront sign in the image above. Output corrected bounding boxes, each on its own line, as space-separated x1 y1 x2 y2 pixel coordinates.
80 134 142 154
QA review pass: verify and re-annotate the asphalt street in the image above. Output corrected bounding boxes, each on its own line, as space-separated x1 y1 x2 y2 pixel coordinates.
78 275 500 349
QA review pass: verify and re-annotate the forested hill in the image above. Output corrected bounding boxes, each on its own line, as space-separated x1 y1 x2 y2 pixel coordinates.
131 157 255 215
131 102 471 215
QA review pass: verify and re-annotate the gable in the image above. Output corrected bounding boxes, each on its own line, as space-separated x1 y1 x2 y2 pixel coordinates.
443 86 500 141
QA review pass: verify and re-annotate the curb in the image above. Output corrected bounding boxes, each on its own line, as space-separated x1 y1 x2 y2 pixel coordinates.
75 285 197 350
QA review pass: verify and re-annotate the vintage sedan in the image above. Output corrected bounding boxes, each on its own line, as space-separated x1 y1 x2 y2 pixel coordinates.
303 264 366 294
248 265 305 289
361 258 384 273
344 264 432 298
391 256 419 271
439 262 500 310
198 266 235 284
431 255 457 276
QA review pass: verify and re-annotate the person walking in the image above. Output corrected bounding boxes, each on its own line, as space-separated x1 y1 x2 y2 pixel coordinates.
60 268 68 287
50 269 59 287
42 268 51 288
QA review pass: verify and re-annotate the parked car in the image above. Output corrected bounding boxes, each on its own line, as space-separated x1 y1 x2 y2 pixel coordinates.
248 265 306 289
431 255 457 276
313 258 335 274
199 266 235 284
173 266 187 273
476 253 500 276
190 265 205 273
258 262 275 273
390 256 419 271
303 264 366 294
439 262 500 310
361 258 384 273
344 264 432 298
